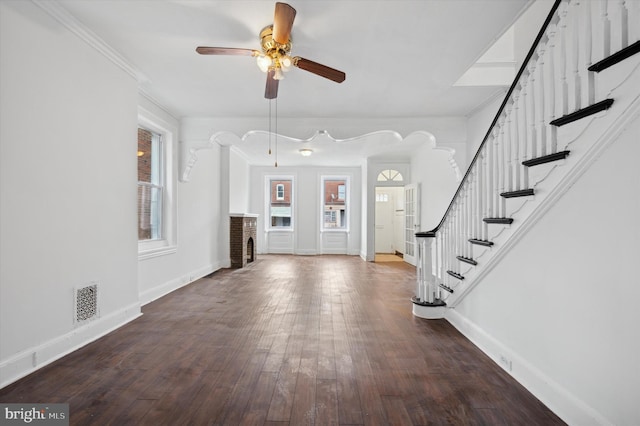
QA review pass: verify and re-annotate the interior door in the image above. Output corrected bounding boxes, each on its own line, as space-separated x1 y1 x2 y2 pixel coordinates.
403 183 420 265
375 188 394 253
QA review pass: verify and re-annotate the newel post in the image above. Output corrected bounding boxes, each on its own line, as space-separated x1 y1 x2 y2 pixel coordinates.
412 231 447 319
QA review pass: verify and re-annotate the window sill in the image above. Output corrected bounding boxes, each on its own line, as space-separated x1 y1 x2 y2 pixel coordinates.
138 242 177 260
266 228 294 233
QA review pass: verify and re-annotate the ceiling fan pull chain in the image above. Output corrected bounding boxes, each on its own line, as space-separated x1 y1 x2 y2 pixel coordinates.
275 97 278 167
268 99 272 155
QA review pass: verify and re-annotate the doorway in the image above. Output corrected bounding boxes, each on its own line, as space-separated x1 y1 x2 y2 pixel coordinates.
374 186 405 262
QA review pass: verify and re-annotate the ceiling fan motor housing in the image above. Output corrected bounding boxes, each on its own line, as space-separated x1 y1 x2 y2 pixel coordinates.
260 25 292 64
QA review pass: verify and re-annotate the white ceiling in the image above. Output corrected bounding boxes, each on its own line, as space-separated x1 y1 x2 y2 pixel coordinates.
55 0 534 165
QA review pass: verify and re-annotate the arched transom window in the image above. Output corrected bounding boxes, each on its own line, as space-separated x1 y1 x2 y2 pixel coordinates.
377 169 404 182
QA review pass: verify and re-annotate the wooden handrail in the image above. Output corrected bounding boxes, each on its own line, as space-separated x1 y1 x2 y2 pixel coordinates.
427 0 562 234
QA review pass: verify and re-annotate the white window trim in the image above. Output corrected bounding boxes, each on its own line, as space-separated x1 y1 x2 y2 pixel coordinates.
138 108 177 259
265 175 294 232
320 175 350 233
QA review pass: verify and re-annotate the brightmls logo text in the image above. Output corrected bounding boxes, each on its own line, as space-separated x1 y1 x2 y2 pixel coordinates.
0 404 68 425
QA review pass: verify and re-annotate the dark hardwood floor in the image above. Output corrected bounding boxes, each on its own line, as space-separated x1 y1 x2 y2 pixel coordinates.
0 255 564 425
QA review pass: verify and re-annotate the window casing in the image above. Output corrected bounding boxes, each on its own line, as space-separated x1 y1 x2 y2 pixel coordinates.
322 176 349 230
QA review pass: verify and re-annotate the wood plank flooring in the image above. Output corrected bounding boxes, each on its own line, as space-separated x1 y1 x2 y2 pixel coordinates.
0 255 565 425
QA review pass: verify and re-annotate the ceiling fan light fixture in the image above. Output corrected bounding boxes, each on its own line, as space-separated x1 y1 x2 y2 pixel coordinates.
273 67 284 80
256 54 272 73
280 55 292 70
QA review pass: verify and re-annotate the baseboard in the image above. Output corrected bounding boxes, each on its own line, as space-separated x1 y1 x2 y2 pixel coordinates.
445 309 612 426
140 261 224 306
0 302 141 389
295 249 317 255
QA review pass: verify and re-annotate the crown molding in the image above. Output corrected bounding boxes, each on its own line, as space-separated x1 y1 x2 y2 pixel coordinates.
31 0 145 82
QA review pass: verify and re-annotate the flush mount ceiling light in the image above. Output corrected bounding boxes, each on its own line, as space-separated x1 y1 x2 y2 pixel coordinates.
299 148 313 157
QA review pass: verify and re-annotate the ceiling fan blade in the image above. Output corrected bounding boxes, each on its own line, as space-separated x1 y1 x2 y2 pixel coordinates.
196 47 259 56
293 57 346 83
272 2 296 45
265 70 279 99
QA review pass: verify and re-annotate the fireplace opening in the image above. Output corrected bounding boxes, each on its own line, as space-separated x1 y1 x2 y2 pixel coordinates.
247 237 254 263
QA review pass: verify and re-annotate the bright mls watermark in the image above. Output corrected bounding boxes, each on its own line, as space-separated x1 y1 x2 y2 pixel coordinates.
0 404 68 425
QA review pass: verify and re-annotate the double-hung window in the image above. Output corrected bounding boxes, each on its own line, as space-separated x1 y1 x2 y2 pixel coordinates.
322 177 349 230
137 127 163 241
137 108 176 259
267 177 293 229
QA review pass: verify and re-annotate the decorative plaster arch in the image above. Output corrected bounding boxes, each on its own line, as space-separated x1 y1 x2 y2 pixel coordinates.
181 128 461 182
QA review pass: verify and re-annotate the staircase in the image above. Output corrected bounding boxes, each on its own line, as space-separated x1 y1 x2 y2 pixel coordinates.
413 0 640 318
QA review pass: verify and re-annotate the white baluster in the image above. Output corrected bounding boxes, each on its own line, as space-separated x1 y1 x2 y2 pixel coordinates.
513 92 522 193
491 125 500 217
497 116 507 217
479 151 486 241
609 0 628 54
601 0 613 58
546 17 559 154
627 0 640 43
504 102 514 190
537 38 548 155
570 1 582 112
486 135 494 220
527 55 539 160
582 0 595 107
558 1 570 117
520 79 530 190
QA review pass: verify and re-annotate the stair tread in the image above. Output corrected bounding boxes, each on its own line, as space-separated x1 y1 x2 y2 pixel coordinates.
550 99 614 127
439 283 454 294
469 239 494 247
522 151 570 167
501 189 535 198
447 270 465 280
483 217 514 224
588 40 640 73
456 256 478 266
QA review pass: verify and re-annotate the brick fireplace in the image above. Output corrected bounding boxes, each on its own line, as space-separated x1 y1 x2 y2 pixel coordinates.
230 213 258 268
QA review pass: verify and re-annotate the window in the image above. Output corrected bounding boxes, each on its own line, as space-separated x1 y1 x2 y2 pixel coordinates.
137 107 176 259
377 169 404 182
322 177 348 230
268 177 293 229
138 128 163 241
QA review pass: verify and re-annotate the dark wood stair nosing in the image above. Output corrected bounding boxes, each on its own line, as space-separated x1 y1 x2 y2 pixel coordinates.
439 284 454 294
501 188 535 198
588 40 640 73
456 256 478 266
522 150 570 167
483 217 514 225
469 239 494 247
446 270 465 280
549 99 614 127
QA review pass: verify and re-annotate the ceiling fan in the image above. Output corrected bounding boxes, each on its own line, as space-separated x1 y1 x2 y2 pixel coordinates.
196 2 346 99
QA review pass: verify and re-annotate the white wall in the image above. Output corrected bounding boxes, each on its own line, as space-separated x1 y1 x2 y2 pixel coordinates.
0 1 140 386
411 142 462 232
450 112 640 425
229 147 250 213
139 131 225 304
250 165 361 256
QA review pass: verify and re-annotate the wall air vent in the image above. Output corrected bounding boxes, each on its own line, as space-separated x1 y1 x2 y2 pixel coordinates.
75 283 98 323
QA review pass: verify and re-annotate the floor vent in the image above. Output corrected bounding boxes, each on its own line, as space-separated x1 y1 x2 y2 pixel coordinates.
75 283 98 323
